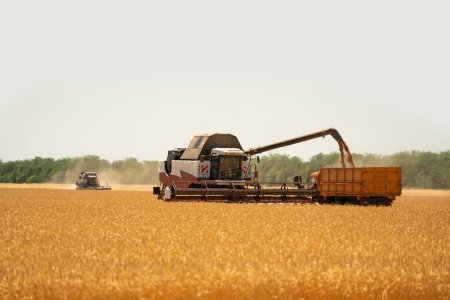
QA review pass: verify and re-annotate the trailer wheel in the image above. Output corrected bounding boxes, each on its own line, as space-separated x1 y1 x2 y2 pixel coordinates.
314 195 325 204
335 196 347 205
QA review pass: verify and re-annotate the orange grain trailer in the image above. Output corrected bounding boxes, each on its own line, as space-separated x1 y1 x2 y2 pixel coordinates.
317 167 402 205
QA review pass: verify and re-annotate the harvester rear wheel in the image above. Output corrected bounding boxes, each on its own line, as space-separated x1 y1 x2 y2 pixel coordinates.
158 184 166 200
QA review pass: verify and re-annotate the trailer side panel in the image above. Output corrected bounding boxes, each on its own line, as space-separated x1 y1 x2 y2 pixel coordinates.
319 167 402 199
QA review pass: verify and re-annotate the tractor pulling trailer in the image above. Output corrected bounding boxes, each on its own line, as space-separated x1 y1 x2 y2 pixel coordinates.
153 129 402 205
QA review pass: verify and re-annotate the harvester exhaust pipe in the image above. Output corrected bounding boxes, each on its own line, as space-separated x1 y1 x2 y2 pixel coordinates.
244 128 355 168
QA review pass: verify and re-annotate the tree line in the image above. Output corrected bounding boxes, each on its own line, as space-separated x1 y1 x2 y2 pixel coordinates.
0 150 449 188
0 156 158 185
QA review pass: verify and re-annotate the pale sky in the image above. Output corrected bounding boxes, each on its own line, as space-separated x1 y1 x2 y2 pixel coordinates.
1 1 449 162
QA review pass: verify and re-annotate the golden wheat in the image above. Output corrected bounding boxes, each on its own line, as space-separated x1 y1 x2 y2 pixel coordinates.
0 187 449 299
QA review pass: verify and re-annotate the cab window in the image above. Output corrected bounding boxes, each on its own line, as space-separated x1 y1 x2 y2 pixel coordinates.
219 156 242 180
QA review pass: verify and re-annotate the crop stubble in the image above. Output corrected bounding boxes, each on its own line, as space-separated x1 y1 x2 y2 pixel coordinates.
0 187 449 299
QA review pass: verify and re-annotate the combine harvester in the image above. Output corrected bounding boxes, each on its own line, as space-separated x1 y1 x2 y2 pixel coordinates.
76 172 111 190
153 129 401 205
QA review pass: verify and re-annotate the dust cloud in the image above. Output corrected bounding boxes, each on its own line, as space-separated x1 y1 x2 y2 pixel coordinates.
51 159 159 185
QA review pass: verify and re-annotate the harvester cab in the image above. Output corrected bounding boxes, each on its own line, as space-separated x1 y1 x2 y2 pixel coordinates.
208 148 248 180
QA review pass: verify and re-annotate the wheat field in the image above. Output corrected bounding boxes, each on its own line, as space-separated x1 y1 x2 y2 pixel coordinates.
0 186 449 299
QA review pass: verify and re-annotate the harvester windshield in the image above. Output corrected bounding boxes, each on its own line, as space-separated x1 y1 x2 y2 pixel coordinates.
87 175 98 186
219 156 242 180
210 155 242 180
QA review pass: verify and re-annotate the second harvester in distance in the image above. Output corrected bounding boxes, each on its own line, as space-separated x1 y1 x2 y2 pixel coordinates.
153 129 401 205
